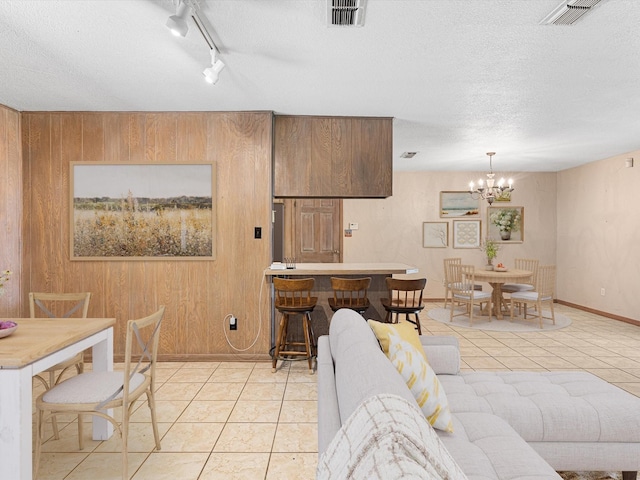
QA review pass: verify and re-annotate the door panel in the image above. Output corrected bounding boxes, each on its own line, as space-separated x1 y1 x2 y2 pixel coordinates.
292 198 342 263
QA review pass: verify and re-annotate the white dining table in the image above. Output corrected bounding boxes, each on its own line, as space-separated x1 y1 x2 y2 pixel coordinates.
0 317 115 480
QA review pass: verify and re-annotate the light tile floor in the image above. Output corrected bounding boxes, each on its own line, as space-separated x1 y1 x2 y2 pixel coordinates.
34 303 640 479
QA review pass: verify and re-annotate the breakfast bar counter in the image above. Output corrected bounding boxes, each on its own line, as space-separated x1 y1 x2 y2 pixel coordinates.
264 262 419 344
264 262 418 277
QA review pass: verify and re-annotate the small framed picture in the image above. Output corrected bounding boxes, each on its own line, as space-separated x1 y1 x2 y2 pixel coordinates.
423 222 448 248
453 220 481 248
440 191 480 218
487 206 524 243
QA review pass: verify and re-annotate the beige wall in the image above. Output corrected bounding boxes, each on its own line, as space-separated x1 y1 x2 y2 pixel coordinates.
557 150 640 321
342 171 558 299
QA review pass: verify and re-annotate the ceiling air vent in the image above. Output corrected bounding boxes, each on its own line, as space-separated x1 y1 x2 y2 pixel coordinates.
540 0 604 25
327 0 367 27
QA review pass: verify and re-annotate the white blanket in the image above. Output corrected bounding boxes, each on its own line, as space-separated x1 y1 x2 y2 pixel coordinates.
317 393 468 480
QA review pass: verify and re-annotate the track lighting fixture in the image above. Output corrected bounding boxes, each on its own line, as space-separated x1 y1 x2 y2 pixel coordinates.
203 49 225 85
166 0 193 37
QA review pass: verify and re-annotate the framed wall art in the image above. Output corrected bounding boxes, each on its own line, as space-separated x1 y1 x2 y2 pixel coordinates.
423 222 448 248
487 206 524 243
453 220 481 248
70 162 215 260
440 191 480 218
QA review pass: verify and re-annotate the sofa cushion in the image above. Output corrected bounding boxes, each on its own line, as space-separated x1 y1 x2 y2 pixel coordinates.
438 412 562 480
329 309 416 424
317 393 468 480
439 371 640 443
388 332 454 432
367 319 428 362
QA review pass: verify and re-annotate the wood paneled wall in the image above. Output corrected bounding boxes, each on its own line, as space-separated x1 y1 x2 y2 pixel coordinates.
21 112 273 360
0 105 22 318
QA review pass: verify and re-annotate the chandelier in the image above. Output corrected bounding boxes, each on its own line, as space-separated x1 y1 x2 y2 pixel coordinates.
468 152 514 205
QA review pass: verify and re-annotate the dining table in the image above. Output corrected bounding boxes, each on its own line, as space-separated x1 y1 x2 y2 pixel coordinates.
0 317 116 480
473 268 533 320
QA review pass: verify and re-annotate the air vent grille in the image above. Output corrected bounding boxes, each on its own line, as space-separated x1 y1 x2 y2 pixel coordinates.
541 0 603 25
328 0 367 27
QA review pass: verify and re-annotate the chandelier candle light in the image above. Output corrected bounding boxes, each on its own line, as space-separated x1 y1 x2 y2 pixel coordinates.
469 152 514 205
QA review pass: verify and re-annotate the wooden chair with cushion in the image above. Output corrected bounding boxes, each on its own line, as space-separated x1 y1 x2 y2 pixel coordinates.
30 291 92 439
449 265 492 326
502 258 539 314
444 258 482 308
510 265 556 329
380 277 427 335
328 277 371 315
35 306 165 480
272 277 318 373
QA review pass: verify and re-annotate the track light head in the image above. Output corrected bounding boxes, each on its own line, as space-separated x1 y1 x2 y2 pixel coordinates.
203 50 225 85
166 1 193 37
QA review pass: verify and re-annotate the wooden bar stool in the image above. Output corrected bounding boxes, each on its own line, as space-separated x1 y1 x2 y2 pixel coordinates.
272 277 317 373
328 277 371 315
380 277 427 335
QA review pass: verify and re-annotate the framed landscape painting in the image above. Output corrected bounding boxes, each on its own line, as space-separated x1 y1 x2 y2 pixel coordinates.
453 220 481 248
423 222 448 248
70 162 215 260
487 206 524 243
440 191 480 218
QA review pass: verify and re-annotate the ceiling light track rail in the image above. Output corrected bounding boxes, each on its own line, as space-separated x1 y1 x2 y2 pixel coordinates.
166 0 223 84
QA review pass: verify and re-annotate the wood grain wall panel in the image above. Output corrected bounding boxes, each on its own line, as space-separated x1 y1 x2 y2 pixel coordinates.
352 118 392 197
0 105 22 317
274 116 311 197
60 114 85 313
144 114 158 162
129 114 146 162
27 114 54 293
275 115 392 198
104 113 130 162
331 117 352 195
311 118 332 196
78 114 108 320
21 111 273 360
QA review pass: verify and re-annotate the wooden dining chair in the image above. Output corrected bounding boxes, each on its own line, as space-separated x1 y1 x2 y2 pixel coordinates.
444 258 483 308
510 265 556 328
502 258 539 314
30 292 92 439
449 265 492 326
328 277 371 315
35 306 165 480
380 277 427 335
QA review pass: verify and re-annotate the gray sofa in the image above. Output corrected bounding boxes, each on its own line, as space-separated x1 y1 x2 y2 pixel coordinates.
318 308 640 480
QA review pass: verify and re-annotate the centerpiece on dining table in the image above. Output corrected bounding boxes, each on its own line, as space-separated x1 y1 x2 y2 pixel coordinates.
480 238 500 270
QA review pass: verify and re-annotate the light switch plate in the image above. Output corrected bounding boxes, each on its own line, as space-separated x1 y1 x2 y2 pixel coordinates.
349 222 359 230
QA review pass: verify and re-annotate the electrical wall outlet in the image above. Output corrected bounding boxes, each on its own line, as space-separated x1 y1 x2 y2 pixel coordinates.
230 316 237 330
600 288 605 296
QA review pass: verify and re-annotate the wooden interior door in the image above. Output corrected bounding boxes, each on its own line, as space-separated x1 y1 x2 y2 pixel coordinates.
284 198 342 263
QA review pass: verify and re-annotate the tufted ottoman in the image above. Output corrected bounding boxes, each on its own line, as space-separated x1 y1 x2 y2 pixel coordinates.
439 371 640 479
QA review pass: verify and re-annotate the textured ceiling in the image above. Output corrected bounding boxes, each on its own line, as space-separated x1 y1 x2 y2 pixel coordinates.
1 0 640 172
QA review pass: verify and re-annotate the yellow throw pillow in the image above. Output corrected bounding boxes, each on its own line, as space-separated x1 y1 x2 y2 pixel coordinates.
367 319 428 363
388 332 454 432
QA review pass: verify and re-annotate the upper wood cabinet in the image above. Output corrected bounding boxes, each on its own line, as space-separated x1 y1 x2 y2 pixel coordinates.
274 115 392 198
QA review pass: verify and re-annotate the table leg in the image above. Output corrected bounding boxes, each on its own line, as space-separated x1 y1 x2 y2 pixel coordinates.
490 283 505 320
91 328 114 440
0 367 34 479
